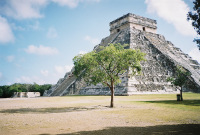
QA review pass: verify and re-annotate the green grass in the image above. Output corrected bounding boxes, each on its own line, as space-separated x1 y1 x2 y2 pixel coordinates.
62 93 200 122
59 92 200 108
0 92 200 135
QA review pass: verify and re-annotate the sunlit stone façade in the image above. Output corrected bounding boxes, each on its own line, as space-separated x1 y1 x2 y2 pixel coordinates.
44 13 200 96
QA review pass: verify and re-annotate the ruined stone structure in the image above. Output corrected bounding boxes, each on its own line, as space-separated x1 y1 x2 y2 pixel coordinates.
13 92 40 98
109 13 157 34
44 13 200 96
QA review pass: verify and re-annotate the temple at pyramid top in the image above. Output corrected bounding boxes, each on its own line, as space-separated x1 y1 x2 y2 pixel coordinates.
109 13 157 34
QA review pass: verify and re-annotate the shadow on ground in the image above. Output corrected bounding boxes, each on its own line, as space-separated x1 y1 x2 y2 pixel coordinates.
141 100 200 106
39 124 200 135
0 105 109 114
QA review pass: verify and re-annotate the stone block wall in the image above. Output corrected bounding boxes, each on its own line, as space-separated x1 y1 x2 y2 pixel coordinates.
110 13 157 34
13 92 40 98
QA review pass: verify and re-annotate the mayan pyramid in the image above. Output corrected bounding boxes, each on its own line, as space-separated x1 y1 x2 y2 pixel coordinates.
44 13 200 96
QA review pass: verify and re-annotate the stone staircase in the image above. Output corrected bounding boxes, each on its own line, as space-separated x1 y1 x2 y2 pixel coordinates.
144 32 200 91
50 75 76 96
94 31 122 51
44 30 125 96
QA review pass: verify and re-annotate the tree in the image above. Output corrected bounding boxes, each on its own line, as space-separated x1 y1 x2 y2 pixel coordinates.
39 84 52 96
167 66 191 101
73 43 146 107
0 85 9 98
0 88 3 97
187 0 200 50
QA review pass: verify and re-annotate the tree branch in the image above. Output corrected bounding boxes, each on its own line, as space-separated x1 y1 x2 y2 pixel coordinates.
96 59 114 80
103 81 111 89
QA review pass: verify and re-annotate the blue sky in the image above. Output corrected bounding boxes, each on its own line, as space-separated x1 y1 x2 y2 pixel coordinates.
0 0 199 85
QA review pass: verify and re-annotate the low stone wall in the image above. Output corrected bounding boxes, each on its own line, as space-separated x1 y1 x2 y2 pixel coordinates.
13 92 40 98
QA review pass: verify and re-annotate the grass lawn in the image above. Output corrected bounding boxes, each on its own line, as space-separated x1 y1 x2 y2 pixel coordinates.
0 93 200 135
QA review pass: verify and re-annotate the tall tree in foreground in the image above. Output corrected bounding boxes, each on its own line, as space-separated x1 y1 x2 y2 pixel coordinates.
73 43 146 107
167 66 191 101
187 0 200 50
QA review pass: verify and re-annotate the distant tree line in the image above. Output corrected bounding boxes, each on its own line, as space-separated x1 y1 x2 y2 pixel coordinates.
0 83 52 98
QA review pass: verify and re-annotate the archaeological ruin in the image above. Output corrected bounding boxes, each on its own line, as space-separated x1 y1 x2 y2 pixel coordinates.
44 13 200 96
13 92 40 98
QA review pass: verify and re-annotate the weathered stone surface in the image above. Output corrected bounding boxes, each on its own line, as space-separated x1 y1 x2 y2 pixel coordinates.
110 13 157 34
13 92 40 98
44 13 200 97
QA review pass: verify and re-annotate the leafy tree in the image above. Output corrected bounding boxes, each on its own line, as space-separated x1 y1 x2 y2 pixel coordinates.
187 0 200 50
24 84 32 92
73 43 146 107
8 84 19 97
30 83 40 92
0 88 3 97
167 66 191 101
38 84 52 96
0 86 9 98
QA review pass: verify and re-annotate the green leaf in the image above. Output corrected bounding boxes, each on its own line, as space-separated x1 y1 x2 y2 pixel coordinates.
73 43 146 87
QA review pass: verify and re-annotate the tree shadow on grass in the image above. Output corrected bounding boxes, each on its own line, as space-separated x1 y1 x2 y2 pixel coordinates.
0 105 109 114
141 100 200 106
39 124 200 135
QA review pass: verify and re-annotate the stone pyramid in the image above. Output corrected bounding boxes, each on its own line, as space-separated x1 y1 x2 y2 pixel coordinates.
44 13 200 96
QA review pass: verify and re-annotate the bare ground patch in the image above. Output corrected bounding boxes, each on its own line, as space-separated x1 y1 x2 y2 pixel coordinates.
0 94 200 135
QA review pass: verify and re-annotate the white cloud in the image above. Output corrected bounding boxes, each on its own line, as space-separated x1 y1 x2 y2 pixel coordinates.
79 50 88 54
7 82 12 85
1 0 48 19
0 16 14 44
6 55 15 62
55 65 73 74
11 23 25 31
47 27 58 39
41 70 49 76
51 0 100 8
0 72 2 79
11 21 40 31
16 76 32 83
16 76 46 85
145 0 196 36
84 35 99 45
28 21 40 30
0 0 100 20
188 48 200 63
25 45 59 55
51 0 79 8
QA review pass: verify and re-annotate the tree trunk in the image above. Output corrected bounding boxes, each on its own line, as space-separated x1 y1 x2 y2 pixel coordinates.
180 86 183 101
110 81 114 108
